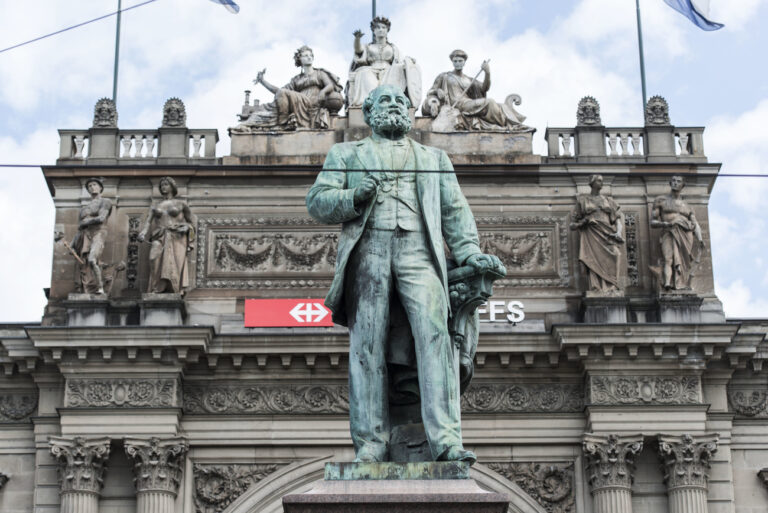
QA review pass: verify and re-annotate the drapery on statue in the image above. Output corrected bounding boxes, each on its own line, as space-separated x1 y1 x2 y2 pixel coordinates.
138 177 195 294
70 177 113 295
347 16 422 108
232 45 343 132
307 84 505 465
422 49 529 132
570 174 625 295
650 175 704 291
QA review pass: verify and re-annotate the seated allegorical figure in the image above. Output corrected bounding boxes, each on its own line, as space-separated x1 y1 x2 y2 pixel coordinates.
232 45 343 132
422 49 530 132
347 16 422 109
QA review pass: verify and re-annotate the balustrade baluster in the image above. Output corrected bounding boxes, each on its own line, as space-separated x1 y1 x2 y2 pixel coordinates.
619 133 629 156
607 134 618 156
121 137 132 158
561 134 572 156
135 136 145 158
192 135 203 158
678 134 690 155
631 134 642 155
74 136 85 158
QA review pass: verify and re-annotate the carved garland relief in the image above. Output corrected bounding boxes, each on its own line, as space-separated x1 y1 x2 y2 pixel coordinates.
588 376 701 405
487 461 575 513
728 386 768 417
0 392 38 422
193 463 282 513
65 378 180 408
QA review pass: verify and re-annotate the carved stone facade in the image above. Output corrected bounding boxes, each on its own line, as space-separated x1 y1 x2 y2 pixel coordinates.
65 378 180 408
0 472 8 489
588 375 701 405
49 436 111 493
193 463 281 513
461 383 583 413
127 216 141 289
728 385 768 417
487 461 575 513
125 437 188 494
645 95 671 125
657 434 718 490
162 97 187 128
624 212 639 286
577 96 601 126
0 392 38 422
183 383 349 415
93 98 118 128
583 433 643 490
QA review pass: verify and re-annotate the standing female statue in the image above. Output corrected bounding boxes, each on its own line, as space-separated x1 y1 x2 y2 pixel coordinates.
234 45 343 132
570 174 625 294
347 16 421 108
138 177 195 294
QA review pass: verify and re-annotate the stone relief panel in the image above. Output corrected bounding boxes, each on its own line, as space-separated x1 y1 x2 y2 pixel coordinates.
461 383 583 413
624 212 639 286
728 386 768 417
65 378 180 408
126 216 141 289
486 461 575 513
0 392 38 422
193 463 282 513
588 376 701 405
183 383 349 415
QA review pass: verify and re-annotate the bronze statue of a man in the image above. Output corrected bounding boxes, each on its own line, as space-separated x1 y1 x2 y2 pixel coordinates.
306 84 501 464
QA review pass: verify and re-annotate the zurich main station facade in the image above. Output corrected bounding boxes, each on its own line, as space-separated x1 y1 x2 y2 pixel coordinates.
1 15 768 513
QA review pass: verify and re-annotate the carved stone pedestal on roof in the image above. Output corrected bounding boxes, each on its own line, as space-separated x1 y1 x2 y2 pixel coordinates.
49 436 111 513
282 462 509 513
658 434 718 513
140 293 186 326
583 433 643 513
64 293 109 326
658 294 703 323
582 296 629 323
125 437 188 513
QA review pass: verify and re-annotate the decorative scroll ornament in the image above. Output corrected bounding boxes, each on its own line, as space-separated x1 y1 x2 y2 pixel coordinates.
93 97 118 128
645 95 670 125
0 392 38 421
65 378 179 408
162 97 187 128
125 437 188 495
657 433 718 490
184 384 349 415
576 96 601 126
487 461 575 513
193 463 281 513
126 216 141 289
588 376 700 405
728 386 768 417
49 436 111 493
461 383 583 413
583 433 643 490
624 213 639 286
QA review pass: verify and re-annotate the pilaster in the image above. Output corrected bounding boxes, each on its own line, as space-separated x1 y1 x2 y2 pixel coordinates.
658 433 719 513
125 437 188 513
583 433 643 513
48 436 111 513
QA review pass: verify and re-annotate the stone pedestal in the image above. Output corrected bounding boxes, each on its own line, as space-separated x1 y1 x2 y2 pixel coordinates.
283 462 509 513
65 293 109 326
419 130 539 165
140 294 186 326
582 296 629 323
657 294 703 323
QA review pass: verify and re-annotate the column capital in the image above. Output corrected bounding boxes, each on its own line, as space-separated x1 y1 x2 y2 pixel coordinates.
49 436 111 494
583 433 644 490
124 437 188 495
657 433 718 490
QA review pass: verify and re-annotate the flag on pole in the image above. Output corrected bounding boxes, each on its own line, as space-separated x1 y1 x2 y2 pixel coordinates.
663 0 724 30
208 0 240 13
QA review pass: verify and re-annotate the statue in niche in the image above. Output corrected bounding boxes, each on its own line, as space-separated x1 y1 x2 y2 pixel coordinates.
570 174 625 295
69 178 113 295
347 16 422 109
307 84 505 465
138 177 195 294
92 98 117 128
162 97 187 128
232 45 343 132
650 175 704 292
422 49 529 132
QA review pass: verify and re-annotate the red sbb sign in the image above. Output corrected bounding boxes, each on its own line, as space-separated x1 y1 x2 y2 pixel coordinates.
244 299 334 327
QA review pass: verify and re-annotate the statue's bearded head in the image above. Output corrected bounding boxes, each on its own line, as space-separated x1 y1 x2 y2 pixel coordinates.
363 85 412 139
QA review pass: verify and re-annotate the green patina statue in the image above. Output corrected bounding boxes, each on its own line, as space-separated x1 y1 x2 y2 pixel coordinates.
306 84 503 465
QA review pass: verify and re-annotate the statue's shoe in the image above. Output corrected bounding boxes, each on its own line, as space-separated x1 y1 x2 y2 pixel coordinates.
353 446 385 463
437 446 477 465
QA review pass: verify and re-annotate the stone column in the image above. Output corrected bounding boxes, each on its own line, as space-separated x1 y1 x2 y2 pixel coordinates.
125 437 188 513
583 433 644 513
49 436 111 513
658 434 718 513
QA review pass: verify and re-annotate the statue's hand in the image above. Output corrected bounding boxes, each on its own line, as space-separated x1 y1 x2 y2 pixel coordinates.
481 59 490 74
353 175 380 204
353 29 364 39
467 253 503 272
137 232 146 243
254 68 266 85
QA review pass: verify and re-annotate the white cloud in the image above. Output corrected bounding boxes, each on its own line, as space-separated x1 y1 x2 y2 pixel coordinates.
716 280 768 318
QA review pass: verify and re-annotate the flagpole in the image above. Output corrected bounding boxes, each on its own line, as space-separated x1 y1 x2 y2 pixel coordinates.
635 0 648 115
372 0 376 18
112 0 122 102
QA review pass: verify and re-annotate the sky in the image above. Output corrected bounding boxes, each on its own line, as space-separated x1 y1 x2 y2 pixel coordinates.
0 0 767 322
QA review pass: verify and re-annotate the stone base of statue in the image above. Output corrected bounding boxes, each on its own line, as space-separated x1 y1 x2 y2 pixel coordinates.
282 462 509 513
657 293 703 323
140 293 186 326
419 129 539 165
582 295 629 323
64 293 109 327
227 128 343 166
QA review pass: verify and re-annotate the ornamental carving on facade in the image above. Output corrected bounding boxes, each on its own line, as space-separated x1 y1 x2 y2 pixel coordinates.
728 386 768 417
49 436 111 494
657 434 718 490
126 216 141 289
583 433 643 490
124 437 188 495
162 97 187 128
193 463 281 513
576 96 601 126
213 232 338 273
645 95 670 125
65 378 179 408
487 461 575 513
624 213 639 286
758 468 768 489
0 392 38 422
93 97 118 128
0 472 8 489
461 384 583 413
183 384 350 415
588 376 700 405
480 232 552 273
